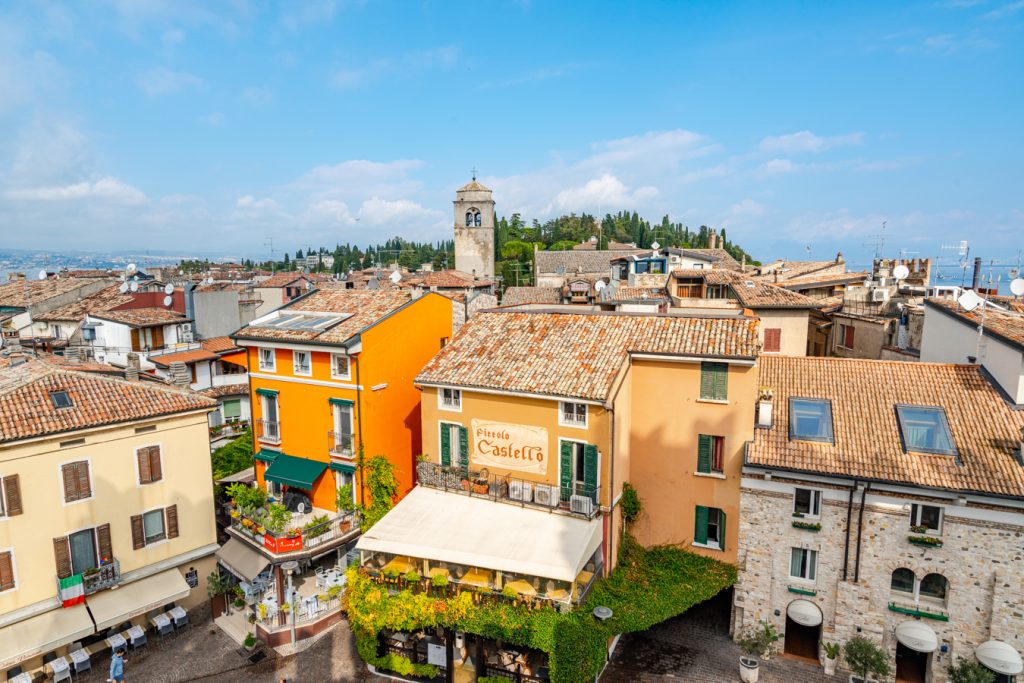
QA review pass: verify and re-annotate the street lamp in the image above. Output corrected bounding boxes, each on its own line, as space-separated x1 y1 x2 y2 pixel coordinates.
281 560 299 645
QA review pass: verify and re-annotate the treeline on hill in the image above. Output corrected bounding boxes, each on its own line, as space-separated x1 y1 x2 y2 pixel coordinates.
180 211 756 288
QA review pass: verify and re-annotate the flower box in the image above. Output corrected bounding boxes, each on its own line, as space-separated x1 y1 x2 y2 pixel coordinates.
787 585 817 596
908 535 943 548
887 602 949 621
792 520 821 532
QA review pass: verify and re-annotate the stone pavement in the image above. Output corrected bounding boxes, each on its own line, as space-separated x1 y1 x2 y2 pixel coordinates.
601 592 835 683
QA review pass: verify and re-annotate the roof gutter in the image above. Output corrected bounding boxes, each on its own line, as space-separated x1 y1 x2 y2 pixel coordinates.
416 381 607 406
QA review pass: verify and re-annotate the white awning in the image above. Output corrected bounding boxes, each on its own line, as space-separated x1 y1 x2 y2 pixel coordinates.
894 621 938 653
86 569 191 631
786 599 823 627
0 604 94 669
217 538 270 583
356 486 604 582
976 640 1024 676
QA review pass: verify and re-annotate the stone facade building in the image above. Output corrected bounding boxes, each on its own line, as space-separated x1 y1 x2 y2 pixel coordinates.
453 179 495 281
734 356 1024 683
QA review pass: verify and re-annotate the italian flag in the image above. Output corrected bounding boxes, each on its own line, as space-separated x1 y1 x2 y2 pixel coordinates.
59 574 85 607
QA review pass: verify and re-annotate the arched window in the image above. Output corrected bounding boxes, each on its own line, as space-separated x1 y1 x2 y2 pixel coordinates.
474 212 482 226
466 207 481 227
920 573 948 601
465 210 474 225
891 568 915 594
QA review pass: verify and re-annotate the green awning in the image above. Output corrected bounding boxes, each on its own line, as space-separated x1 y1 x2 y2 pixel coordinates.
329 461 356 473
254 448 280 463
328 397 354 407
255 388 278 397
263 453 328 490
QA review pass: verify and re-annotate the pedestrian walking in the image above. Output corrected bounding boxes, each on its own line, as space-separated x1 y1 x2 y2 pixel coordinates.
108 648 126 682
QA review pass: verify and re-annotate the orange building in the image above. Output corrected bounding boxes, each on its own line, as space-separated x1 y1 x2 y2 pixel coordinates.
232 287 453 516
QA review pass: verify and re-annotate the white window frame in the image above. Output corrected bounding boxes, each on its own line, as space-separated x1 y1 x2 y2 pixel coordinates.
141 507 168 548
0 547 17 593
557 437 599 499
59 458 94 507
559 401 588 428
292 350 312 377
793 488 822 519
332 403 354 456
705 508 723 550
334 470 355 502
330 353 351 380
910 503 943 535
789 547 817 582
439 388 462 412
258 348 276 372
891 569 948 607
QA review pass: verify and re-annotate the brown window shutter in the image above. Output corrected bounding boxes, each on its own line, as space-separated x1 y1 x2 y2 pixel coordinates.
165 505 179 539
152 326 164 349
62 463 78 502
137 448 152 484
96 523 113 563
76 462 91 499
764 328 781 353
53 537 72 579
149 447 163 482
0 551 14 591
3 474 22 516
130 328 141 351
131 515 145 549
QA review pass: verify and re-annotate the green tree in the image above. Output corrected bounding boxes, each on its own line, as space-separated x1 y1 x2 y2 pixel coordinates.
843 637 891 682
211 430 254 479
946 660 996 683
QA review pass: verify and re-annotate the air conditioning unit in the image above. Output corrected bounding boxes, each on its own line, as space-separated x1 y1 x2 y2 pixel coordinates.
870 289 890 303
533 484 559 508
570 494 595 516
509 480 533 502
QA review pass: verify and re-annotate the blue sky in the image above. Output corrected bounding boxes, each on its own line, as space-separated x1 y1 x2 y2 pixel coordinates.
1 1 1022 266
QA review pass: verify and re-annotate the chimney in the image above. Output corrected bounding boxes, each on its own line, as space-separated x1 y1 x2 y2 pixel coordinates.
168 361 191 387
125 366 139 381
972 257 982 290
836 251 844 264
756 388 774 429
126 353 141 371
64 347 81 363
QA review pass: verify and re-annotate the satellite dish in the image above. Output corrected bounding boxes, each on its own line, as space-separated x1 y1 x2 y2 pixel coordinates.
1010 278 1024 297
164 283 174 295
650 241 660 250
119 282 129 293
389 271 401 284
162 295 173 307
594 280 606 291
38 269 48 280
126 263 137 276
893 264 910 280
129 281 139 292
206 277 214 285
957 289 983 312
305 281 314 290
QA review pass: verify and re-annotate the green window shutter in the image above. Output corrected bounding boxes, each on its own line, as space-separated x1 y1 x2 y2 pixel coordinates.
719 510 727 551
559 441 573 502
223 399 241 419
714 363 728 401
440 424 451 467
583 445 598 501
700 362 728 400
697 435 712 473
694 505 709 545
458 426 469 475
699 363 715 400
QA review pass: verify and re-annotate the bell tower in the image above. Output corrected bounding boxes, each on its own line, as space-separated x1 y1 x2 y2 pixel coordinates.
453 174 495 280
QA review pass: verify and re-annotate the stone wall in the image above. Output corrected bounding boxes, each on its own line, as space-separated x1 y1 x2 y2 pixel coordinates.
735 478 1024 679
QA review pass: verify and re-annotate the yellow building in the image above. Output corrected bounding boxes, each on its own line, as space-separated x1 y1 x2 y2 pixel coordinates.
0 355 218 674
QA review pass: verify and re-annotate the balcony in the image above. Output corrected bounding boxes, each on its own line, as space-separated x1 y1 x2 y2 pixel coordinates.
82 559 121 595
328 431 355 460
255 419 281 445
228 505 358 558
415 460 600 520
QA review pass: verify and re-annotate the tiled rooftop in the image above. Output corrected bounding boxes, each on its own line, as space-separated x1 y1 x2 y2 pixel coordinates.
35 284 135 322
672 269 819 309
0 277 107 308
198 383 249 398
91 307 190 328
748 356 1024 496
0 358 215 443
200 336 243 354
535 249 645 275
256 272 330 288
925 297 1024 350
233 287 416 344
501 286 562 306
610 286 669 302
149 348 219 367
417 310 759 401
776 271 869 289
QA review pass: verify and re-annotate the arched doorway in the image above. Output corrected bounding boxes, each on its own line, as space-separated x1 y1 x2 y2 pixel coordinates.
894 621 937 683
975 640 1023 683
784 599 822 661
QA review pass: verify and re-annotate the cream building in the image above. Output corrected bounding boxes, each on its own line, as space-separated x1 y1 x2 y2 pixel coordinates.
0 355 218 674
735 356 1024 683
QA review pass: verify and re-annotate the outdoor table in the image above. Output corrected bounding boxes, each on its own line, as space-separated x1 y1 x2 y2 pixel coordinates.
106 632 127 651
460 568 492 589
151 613 171 629
382 556 414 575
427 567 450 579
9 672 31 683
128 625 146 643
504 579 536 597
546 587 569 601
327 572 346 588
48 655 70 676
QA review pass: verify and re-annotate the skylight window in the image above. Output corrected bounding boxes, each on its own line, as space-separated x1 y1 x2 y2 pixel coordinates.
896 405 957 455
262 311 349 330
788 398 834 443
50 391 73 409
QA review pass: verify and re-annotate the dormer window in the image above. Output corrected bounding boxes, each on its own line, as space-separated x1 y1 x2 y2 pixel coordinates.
895 405 956 455
788 398 834 443
50 391 73 409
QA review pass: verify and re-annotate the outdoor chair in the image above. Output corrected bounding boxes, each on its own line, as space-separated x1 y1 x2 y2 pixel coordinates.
156 620 173 639
43 653 57 666
130 630 148 651
53 665 72 683
173 612 189 630
71 653 91 678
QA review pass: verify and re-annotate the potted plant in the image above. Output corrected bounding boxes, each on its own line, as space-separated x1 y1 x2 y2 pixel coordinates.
243 632 256 650
737 620 780 683
843 636 891 683
947 659 997 683
258 603 268 621
823 641 840 675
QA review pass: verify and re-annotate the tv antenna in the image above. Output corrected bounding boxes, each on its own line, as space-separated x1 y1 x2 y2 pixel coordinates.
264 237 276 272
862 221 887 259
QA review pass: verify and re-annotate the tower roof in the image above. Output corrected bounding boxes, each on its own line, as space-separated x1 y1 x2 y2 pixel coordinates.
457 179 491 193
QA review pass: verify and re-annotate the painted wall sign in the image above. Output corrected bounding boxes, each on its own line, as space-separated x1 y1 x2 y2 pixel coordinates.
470 419 548 475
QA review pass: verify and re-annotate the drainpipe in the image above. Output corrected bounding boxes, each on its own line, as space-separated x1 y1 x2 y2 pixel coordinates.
842 480 857 581
355 354 365 507
854 482 871 583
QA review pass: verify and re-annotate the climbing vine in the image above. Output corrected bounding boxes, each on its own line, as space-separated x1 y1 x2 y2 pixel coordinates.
358 454 399 531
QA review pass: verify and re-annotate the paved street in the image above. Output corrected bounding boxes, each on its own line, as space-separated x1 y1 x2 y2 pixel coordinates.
601 591 835 683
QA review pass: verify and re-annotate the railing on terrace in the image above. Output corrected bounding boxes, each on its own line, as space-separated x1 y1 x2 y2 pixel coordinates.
484 666 548 683
82 559 121 595
229 507 357 555
364 569 584 610
415 460 600 520
210 420 250 438
256 594 343 630
328 431 354 459
255 419 280 444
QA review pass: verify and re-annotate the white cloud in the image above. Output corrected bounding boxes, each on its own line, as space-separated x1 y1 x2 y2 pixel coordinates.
757 159 800 176
727 199 766 217
161 28 185 46
235 195 282 212
201 112 224 126
137 67 202 96
758 131 864 154
281 0 337 30
481 63 583 89
6 177 146 204
549 174 658 213
358 197 443 226
329 46 460 89
984 0 1024 17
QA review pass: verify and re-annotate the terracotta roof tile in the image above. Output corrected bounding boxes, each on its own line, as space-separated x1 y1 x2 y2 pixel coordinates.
777 272 869 288
748 356 1024 496
0 278 109 308
35 284 135 322
672 269 818 309
925 297 1024 350
610 286 669 302
257 272 330 288
198 383 249 398
535 249 645 275
0 359 215 443
200 336 242 353
416 310 759 401
91 307 190 328
501 287 562 306
149 349 219 367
